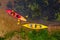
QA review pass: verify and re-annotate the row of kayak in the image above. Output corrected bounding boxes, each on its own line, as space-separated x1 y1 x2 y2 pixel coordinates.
6 9 48 29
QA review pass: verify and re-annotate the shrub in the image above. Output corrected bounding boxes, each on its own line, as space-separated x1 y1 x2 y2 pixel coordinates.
27 29 49 40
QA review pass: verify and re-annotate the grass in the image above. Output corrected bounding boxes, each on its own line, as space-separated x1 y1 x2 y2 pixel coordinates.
27 29 60 40
27 29 49 40
50 31 60 40
56 12 60 21
0 29 60 40
0 37 5 40
4 31 15 39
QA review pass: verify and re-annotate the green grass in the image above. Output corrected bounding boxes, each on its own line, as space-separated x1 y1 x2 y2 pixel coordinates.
0 37 5 40
56 13 60 21
50 31 60 40
27 29 49 40
0 29 60 40
27 29 60 40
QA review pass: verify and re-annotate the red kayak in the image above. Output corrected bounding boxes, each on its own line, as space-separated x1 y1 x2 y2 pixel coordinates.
6 9 27 21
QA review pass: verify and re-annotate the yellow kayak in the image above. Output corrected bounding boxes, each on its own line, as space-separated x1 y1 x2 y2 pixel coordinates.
22 23 48 29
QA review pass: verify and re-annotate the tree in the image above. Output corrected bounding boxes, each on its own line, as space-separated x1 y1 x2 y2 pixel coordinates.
7 1 12 9
10 0 60 21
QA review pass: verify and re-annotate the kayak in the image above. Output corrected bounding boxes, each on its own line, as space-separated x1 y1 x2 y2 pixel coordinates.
6 9 27 21
22 23 48 29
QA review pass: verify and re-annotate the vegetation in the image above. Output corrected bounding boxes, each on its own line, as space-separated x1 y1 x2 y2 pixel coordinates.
4 31 15 39
6 0 60 21
27 29 49 40
0 29 60 40
0 37 5 40
50 31 60 40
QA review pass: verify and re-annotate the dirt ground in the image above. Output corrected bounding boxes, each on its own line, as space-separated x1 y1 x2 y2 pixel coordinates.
0 0 21 37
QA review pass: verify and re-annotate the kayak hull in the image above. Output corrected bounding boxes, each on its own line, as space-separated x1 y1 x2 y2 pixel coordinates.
22 23 48 29
6 9 27 21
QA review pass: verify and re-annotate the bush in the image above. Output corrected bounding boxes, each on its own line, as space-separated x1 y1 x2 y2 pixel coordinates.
27 29 49 40
0 37 5 40
50 31 60 40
